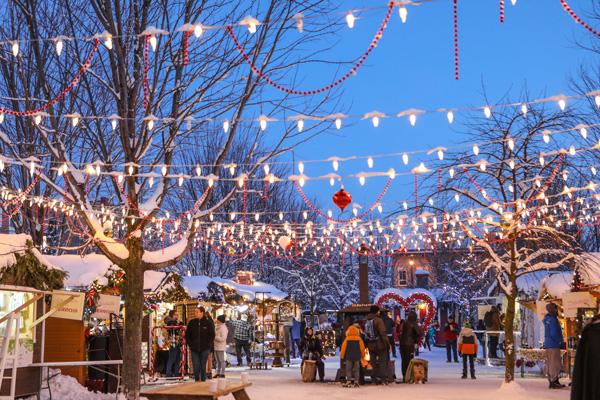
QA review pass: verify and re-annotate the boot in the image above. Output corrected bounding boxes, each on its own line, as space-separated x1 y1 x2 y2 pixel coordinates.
471 370 476 379
549 379 565 389
461 371 467 379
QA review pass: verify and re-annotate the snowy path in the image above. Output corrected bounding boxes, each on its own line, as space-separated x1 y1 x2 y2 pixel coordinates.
174 346 572 400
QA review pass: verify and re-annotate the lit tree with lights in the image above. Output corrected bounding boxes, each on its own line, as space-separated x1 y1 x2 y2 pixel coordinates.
438 99 585 382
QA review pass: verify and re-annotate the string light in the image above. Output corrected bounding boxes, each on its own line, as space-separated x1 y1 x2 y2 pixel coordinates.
104 34 113 50
223 119 230 133
398 5 408 23
335 118 342 129
484 107 491 118
346 13 355 28
368 157 373 168
56 38 63 56
297 119 304 132
403 153 409 165
447 111 454 124
12 42 19 57
409 114 417 126
194 24 203 38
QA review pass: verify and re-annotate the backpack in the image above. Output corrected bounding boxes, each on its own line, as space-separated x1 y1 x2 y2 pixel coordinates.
364 318 380 342
484 311 493 328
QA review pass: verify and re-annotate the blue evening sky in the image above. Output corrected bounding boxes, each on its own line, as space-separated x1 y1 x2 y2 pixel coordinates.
266 0 594 218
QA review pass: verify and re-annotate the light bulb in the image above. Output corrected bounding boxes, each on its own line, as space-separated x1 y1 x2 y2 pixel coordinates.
447 111 454 124
449 167 455 178
268 174 275 184
264 164 269 175
298 162 304 174
581 127 587 139
248 23 257 34
389 169 395 179
238 178 244 188
455 194 460 202
12 42 19 57
196 165 201 176
509 160 515 169
403 153 408 165
330 177 334 186
147 120 154 130
558 99 566 111
105 35 113 50
484 107 491 118
569 145 576 156
297 119 304 132
333 160 339 171
35 115 42 125
128 165 133 175
295 18 304 33
72 116 79 127
223 119 230 133
0 114 4 124
194 25 203 38
480 162 486 171
372 116 379 127
359 176 365 185
230 165 235 175
208 178 214 187
346 13 355 28
179 176 184 186
595 95 600 108
149 35 157 51
368 157 373 168
149 176 154 187
521 103 527 116
543 132 550 143
438 150 444 160
399 6 408 23
162 166 167 176
508 139 514 151
299 177 305 187
473 144 479 155
335 118 342 129
409 114 416 126
403 202 408 210
592 166 597 175
511 0 517 4
260 116 267 131
56 39 63 56
111 119 117 130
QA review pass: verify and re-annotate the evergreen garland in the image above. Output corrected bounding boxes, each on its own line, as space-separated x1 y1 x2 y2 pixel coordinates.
0 240 66 290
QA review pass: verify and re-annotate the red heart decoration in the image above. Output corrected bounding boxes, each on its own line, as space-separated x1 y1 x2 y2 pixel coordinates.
376 291 436 331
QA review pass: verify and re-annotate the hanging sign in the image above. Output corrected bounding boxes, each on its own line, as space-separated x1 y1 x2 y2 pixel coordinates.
50 291 85 320
91 294 122 320
562 292 596 318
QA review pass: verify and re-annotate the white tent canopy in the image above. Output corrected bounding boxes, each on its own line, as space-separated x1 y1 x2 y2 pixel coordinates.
181 275 288 301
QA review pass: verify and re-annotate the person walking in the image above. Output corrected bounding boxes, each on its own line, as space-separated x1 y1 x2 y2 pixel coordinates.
399 310 423 382
543 303 565 389
185 306 215 382
365 305 391 385
214 315 228 378
570 315 600 399
445 316 459 363
426 323 436 351
230 316 254 366
300 327 325 381
164 310 183 378
458 321 478 379
487 306 502 358
290 317 302 358
475 319 486 358
382 310 397 358
340 325 365 387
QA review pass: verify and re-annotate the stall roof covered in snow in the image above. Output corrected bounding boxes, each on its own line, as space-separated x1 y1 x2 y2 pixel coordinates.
0 233 60 271
181 275 288 301
46 254 169 292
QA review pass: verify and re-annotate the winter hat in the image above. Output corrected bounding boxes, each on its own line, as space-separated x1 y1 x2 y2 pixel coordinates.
546 302 558 316
370 305 380 314
463 321 472 329
217 315 226 323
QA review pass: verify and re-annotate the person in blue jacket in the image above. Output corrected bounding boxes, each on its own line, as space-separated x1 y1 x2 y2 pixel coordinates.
542 302 565 389
290 318 302 358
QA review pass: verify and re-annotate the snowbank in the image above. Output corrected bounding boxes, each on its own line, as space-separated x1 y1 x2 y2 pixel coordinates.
0 233 59 271
181 275 288 301
46 254 168 292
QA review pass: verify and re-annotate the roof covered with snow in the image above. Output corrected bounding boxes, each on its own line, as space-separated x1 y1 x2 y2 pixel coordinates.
0 233 60 271
46 254 169 292
181 275 288 301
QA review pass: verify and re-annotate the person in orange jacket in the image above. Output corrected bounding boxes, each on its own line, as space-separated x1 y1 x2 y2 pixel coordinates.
458 321 478 379
340 325 366 387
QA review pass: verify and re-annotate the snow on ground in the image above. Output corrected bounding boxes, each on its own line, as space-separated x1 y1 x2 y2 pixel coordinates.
140 346 570 400
33 347 571 399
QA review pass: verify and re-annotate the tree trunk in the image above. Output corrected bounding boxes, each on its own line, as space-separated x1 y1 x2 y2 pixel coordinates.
504 238 518 383
121 240 145 400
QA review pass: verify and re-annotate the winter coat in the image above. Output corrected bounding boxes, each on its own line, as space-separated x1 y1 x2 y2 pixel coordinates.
543 313 564 349
340 326 365 362
444 321 458 342
300 331 323 357
458 327 478 355
399 311 424 347
291 318 302 340
225 321 236 344
488 307 502 337
185 316 215 353
570 320 600 400
214 322 228 352
365 313 390 352
382 314 396 336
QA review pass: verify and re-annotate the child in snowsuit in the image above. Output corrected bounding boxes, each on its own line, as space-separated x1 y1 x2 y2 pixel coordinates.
458 321 478 379
340 325 365 387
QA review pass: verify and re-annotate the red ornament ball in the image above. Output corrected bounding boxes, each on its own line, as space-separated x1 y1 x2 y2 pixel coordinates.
333 188 352 211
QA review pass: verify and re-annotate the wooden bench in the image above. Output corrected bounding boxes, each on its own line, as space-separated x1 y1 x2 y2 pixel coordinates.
142 381 252 400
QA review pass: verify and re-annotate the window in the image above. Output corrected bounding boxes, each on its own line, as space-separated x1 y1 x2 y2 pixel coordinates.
398 270 407 286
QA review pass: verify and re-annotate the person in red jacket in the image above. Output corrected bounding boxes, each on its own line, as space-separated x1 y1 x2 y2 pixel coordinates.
458 321 478 379
444 316 459 363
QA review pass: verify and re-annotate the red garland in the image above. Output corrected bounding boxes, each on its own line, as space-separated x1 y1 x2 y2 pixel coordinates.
143 36 150 109
0 39 99 116
225 3 394 96
560 0 600 38
453 0 459 80
500 0 505 23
